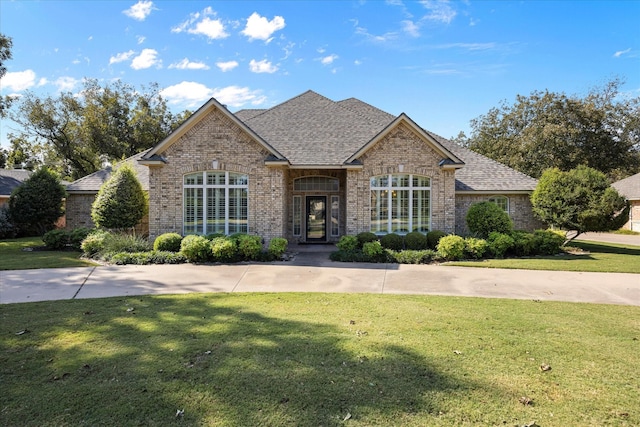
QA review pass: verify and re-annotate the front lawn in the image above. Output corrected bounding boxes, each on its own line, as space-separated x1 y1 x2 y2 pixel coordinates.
448 240 640 274
1 293 637 426
0 237 97 270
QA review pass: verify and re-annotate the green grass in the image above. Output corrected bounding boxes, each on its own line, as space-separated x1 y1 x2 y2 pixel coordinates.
0 237 97 270
449 241 640 273
1 293 638 426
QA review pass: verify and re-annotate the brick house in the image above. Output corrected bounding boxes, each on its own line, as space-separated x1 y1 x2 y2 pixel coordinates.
613 172 640 231
132 90 543 243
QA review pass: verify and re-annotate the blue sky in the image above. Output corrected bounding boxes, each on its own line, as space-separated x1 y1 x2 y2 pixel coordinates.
1 0 639 149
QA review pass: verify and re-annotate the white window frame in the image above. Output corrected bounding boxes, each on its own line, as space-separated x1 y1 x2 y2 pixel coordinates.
370 174 431 235
488 195 509 214
292 195 302 237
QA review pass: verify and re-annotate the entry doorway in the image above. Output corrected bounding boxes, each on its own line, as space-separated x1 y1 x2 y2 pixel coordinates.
306 196 326 241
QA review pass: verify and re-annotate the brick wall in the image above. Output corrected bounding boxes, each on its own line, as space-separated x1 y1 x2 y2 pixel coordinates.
65 193 149 235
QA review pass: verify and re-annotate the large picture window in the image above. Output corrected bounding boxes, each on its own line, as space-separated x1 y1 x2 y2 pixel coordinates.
183 172 248 235
370 174 430 234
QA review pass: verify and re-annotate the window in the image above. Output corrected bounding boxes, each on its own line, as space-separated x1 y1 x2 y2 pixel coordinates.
331 195 339 237
488 195 509 213
370 174 430 234
293 195 302 236
294 176 339 192
183 171 248 235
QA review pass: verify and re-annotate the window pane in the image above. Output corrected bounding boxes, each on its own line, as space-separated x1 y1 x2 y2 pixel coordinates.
184 187 203 234
331 196 339 236
370 189 388 233
391 189 409 232
412 176 430 188
229 173 248 186
370 176 388 188
294 176 339 191
488 196 508 212
207 172 225 186
206 188 225 234
392 175 410 187
184 173 203 185
228 188 248 234
412 189 430 232
293 196 301 236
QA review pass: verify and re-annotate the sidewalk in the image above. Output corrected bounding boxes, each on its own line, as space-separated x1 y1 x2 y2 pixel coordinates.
2 252 638 306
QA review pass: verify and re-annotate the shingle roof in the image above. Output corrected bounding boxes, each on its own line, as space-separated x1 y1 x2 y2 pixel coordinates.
0 169 32 196
66 150 150 193
613 172 640 200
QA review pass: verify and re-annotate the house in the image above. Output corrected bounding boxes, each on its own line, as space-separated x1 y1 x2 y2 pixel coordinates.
613 172 640 231
133 90 543 243
65 151 150 235
0 169 33 207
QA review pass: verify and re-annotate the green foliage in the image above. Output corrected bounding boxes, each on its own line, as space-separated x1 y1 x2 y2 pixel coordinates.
110 251 186 265
210 237 237 262
389 249 437 264
91 163 148 230
488 232 515 258
81 230 111 256
466 201 513 238
404 231 428 250
329 250 369 263
362 240 383 258
464 237 488 259
0 205 16 239
356 232 378 248
236 234 263 261
153 232 183 252
268 237 288 258
7 168 66 236
510 231 536 256
531 166 629 241
437 235 466 260
380 233 404 250
532 229 565 255
426 230 447 249
180 235 211 263
44 227 94 251
336 235 359 252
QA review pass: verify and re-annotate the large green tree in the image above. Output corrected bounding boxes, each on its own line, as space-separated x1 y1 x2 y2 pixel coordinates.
10 79 189 180
0 33 14 117
91 163 147 230
460 78 640 180
530 166 629 244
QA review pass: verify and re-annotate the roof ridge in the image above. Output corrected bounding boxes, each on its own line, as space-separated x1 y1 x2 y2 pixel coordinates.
244 90 329 121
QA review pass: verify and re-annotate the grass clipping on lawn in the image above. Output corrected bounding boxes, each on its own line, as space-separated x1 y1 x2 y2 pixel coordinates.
1 293 638 426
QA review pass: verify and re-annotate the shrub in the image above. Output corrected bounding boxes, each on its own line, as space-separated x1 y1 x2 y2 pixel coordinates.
464 237 488 259
153 232 183 252
268 237 288 258
510 231 536 257
180 234 211 263
466 201 513 238
81 230 111 257
391 249 437 264
42 229 68 250
437 235 466 260
205 233 225 240
356 232 378 248
91 163 147 230
380 233 404 250
236 234 263 260
69 228 93 250
210 237 237 262
405 231 428 250
427 230 447 249
362 240 383 258
0 206 16 239
110 251 186 265
488 232 515 258
330 250 368 262
532 229 565 255
103 232 151 254
336 235 359 252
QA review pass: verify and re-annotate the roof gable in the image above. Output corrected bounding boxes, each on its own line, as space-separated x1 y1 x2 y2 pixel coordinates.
67 150 150 193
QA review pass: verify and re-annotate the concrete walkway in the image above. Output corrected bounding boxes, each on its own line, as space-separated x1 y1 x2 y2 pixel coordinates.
1 250 638 306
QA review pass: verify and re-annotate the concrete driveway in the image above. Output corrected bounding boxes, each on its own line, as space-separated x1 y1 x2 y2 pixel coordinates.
2 252 638 306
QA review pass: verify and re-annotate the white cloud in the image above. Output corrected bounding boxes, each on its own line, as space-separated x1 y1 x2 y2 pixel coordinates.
160 82 265 108
402 20 420 37
110 50 136 65
241 12 285 42
216 60 239 72
614 48 631 58
172 7 229 40
420 0 457 24
131 48 161 70
354 60 362 66
249 59 278 73
123 1 155 21
137 35 146 44
1 69 36 92
72 59 81 65
168 58 210 70
54 76 80 92
320 54 339 65
37 78 48 86
355 25 398 44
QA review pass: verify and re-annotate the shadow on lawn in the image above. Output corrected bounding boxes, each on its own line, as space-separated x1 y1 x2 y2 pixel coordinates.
572 241 640 256
1 295 497 426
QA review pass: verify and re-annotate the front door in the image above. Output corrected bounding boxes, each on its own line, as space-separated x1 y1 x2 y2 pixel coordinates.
306 196 326 242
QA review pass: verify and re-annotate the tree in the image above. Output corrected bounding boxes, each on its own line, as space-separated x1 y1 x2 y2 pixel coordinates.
10 79 188 180
0 33 14 117
91 163 147 230
530 166 629 244
466 201 513 238
462 78 640 180
8 168 66 236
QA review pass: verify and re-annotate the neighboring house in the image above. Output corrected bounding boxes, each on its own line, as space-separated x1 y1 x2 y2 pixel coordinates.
613 172 640 231
65 150 150 235
0 169 33 207
133 90 543 243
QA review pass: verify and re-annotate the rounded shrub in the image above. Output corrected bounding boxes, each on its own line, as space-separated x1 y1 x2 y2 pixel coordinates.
336 235 359 252
153 232 183 252
180 234 211 263
464 237 488 259
437 235 465 260
70 228 94 250
210 237 237 262
532 229 565 255
237 234 263 260
488 232 515 258
356 232 378 248
268 237 288 259
380 233 404 250
362 240 383 258
42 229 69 250
466 201 513 238
81 230 111 257
405 231 428 250
510 231 536 256
427 230 447 249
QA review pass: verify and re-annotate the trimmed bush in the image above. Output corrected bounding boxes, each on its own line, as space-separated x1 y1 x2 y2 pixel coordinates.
380 233 404 250
437 235 465 261
69 228 93 250
488 232 515 258
205 233 225 240
81 230 111 257
153 233 183 252
329 250 368 262
0 206 16 239
110 251 187 265
510 231 536 256
336 235 359 252
237 234 263 260
464 237 488 259
42 229 68 250
91 163 147 230
362 240 383 258
466 201 513 238
210 237 237 262
391 249 437 264
405 231 428 250
356 232 378 248
532 229 565 255
180 235 211 263
427 230 447 249
268 237 288 259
